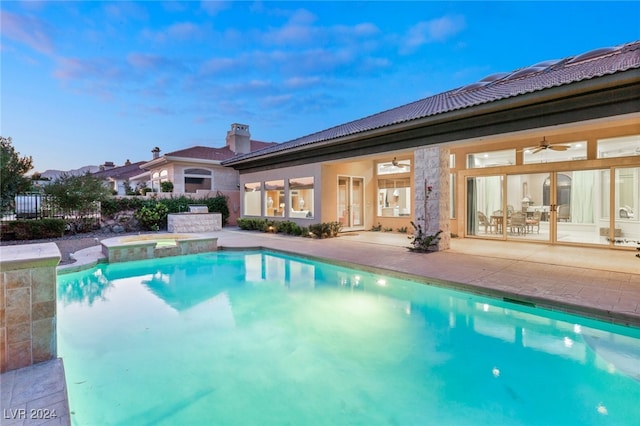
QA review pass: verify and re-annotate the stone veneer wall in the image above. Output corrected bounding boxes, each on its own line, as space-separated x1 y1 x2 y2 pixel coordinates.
0 243 60 372
102 237 218 263
167 213 222 233
414 146 451 251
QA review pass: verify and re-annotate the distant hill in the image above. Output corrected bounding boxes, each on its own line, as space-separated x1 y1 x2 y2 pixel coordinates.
40 166 100 180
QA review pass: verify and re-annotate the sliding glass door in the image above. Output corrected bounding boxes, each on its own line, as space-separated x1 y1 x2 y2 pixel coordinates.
466 175 503 238
552 169 608 246
506 173 550 241
612 167 640 248
468 169 624 247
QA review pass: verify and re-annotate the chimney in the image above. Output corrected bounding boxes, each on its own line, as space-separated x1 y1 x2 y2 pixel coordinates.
100 161 115 171
226 123 251 154
152 147 161 159
125 159 131 166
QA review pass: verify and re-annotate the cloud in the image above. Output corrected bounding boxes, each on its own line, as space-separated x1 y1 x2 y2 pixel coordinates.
103 2 149 21
284 76 322 89
0 10 54 54
142 21 204 43
400 15 466 54
200 1 230 16
127 53 187 72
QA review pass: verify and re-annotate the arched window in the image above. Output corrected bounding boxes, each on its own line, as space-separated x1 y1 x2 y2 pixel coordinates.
150 170 168 192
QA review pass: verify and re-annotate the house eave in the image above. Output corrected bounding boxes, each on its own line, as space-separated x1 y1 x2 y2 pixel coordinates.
225 69 640 173
142 156 224 170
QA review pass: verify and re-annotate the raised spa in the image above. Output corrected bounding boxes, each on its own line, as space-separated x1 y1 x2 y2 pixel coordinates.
100 233 218 263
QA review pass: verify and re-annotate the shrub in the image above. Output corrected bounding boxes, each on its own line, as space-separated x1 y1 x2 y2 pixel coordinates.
407 221 442 252
237 218 267 231
308 221 342 239
0 219 65 241
102 194 231 227
275 220 303 235
134 203 169 231
160 181 174 193
237 219 339 239
101 197 146 216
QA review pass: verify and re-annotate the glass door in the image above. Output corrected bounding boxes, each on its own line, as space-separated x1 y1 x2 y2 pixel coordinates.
466 175 503 238
338 176 364 230
612 167 640 247
551 169 608 246
506 173 550 241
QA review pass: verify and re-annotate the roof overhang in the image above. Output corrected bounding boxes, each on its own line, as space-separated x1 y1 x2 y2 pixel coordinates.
141 156 224 170
225 69 640 174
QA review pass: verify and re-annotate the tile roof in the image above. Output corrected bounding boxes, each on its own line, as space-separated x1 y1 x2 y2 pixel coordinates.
165 140 277 161
92 161 147 179
225 41 640 164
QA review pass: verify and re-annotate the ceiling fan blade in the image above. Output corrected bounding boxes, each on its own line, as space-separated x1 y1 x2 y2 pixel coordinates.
549 145 570 151
531 147 545 154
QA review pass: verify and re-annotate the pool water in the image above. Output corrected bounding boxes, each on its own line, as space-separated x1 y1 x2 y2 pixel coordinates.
57 250 640 425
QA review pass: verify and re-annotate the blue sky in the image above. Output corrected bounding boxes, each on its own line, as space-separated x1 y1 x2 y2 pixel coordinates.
2 1 639 173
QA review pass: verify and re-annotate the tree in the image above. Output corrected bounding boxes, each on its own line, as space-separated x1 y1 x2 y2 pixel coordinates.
44 172 112 232
0 136 34 211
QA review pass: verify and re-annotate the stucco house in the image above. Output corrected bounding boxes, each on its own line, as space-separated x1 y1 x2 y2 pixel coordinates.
222 41 640 252
140 123 277 224
92 160 149 195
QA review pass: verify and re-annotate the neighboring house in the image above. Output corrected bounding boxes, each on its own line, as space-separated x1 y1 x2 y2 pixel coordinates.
92 160 149 195
223 41 640 252
140 123 277 224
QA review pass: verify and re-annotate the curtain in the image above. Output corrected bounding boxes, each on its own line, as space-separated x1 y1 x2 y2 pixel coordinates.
570 170 595 223
466 178 477 235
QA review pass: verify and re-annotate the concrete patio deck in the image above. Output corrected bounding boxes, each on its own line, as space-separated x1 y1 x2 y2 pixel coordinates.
3 229 639 425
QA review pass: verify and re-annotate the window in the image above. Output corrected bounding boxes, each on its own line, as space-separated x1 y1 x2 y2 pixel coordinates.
265 180 285 217
243 182 261 216
289 177 314 219
377 177 411 217
597 135 640 159
377 159 411 175
523 141 587 164
184 168 211 193
150 169 169 192
467 149 515 168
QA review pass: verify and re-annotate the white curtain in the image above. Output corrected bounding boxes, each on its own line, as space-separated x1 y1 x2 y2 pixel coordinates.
570 170 595 223
481 176 503 216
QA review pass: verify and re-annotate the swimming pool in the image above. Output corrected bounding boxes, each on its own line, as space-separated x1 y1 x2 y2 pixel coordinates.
57 250 640 425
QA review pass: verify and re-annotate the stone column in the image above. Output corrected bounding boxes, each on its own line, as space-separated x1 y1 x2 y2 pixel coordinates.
0 243 61 372
413 146 451 251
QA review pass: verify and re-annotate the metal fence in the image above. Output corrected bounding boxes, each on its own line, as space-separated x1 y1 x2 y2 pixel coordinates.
1 194 101 224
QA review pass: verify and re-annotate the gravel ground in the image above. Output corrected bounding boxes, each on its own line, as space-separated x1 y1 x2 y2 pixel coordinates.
0 231 151 265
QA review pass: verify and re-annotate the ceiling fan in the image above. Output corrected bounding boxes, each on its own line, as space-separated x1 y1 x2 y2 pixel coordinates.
529 137 571 154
